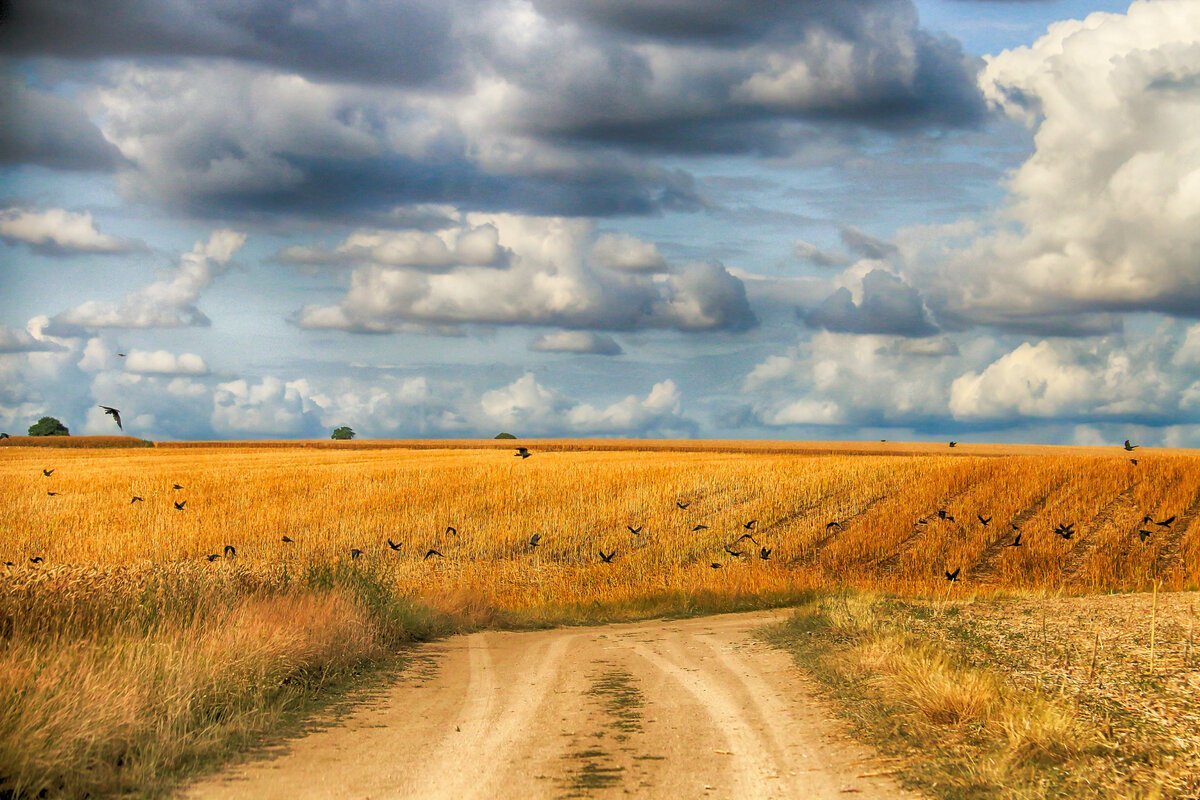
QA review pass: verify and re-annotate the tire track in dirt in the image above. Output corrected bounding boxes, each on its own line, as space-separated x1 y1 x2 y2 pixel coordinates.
970 477 1070 585
1150 483 1200 583
1059 480 1143 584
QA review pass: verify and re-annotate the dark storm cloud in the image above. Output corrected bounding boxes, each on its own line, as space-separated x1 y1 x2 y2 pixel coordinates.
0 0 460 87
0 81 124 171
804 269 938 336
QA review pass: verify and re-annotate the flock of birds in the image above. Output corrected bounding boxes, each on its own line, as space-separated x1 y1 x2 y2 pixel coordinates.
9 439 1179 581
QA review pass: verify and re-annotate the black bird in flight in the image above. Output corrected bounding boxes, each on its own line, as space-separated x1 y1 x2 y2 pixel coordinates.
734 532 759 546
759 547 772 561
709 562 721 569
978 515 992 526
825 521 842 531
1154 516 1175 528
445 526 458 536
916 517 928 525
47 491 60 496
937 509 955 522
174 500 186 510
945 567 961 582
206 554 221 562
676 501 690 509
30 556 44 564
514 447 531 459
1124 439 1139 451
99 405 122 430
42 469 54 477
2 561 12 567
424 549 445 560
281 535 294 543
1138 529 1152 543
1054 523 1076 540
117 353 126 358
692 524 709 531
599 549 616 563
173 484 184 490
627 525 643 535
351 548 363 559
223 544 236 558
387 539 402 551
131 496 143 504
1130 459 1138 466
949 441 957 448
724 544 744 558
1006 532 1023 547
743 519 757 530
529 533 541 548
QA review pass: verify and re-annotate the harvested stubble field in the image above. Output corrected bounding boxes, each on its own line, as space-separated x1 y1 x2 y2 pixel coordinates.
2 441 1199 797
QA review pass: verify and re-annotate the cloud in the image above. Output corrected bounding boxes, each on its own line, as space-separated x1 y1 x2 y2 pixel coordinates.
0 207 137 255
0 80 123 171
123 350 210 376
909 0 1200 328
277 224 507 270
53 229 246 329
0 324 67 354
211 376 323 437
793 239 851 268
529 331 623 356
295 213 755 334
479 372 693 436
804 268 938 336
591 233 668 273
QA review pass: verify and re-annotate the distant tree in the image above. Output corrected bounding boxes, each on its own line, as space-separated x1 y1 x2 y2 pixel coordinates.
494 432 517 439
331 426 356 440
29 416 70 436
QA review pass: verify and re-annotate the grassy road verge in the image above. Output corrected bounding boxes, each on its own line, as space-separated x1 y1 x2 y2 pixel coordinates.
767 591 1199 799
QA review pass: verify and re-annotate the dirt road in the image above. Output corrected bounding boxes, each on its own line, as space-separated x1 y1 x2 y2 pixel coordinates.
184 610 918 799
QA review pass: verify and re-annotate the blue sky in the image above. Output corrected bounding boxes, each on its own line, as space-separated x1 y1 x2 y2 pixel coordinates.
1 0 1198 443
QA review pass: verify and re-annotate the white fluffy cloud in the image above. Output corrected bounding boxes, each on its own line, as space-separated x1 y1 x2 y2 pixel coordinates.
278 224 507 270
211 376 323 436
529 331 623 355
590 233 667 273
0 207 135 254
53 229 246 328
911 0 1200 327
123 349 210 376
0 324 66 353
295 213 755 333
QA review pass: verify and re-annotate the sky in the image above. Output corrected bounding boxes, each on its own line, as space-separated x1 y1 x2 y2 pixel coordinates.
1 0 1198 444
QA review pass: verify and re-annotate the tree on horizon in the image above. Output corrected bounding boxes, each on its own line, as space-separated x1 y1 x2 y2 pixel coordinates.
331 426 356 440
29 417 70 436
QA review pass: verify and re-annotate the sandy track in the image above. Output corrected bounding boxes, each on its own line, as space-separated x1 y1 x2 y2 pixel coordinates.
184 611 919 800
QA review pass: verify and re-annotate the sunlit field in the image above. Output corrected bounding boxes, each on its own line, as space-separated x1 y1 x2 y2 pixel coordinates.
3 440 1199 796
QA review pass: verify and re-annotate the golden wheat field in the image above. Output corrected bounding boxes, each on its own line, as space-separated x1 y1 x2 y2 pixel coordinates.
3 440 1200 797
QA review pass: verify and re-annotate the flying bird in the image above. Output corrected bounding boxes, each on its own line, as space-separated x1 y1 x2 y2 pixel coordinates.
131 496 143 504
743 519 757 530
99 405 122 430
734 532 759 546
724 545 744 558
759 547 772 561
916 518 928 525
174 500 186 511
514 447 531 459
692 524 709 531
1054 523 1076 540
281 535 294 543
351 548 363 559
424 549 445 560
42 469 54 477
937 509 955 522
47 491 60 497
387 539 402 551
945 567 961 582
445 526 458 536
206 554 221 562
676 501 690 510
949 441 957 448
1130 459 1138 466
599 549 616 563
30 556 44 564
529 533 541 548
978 515 992 526
1005 532 1023 547
1154 516 1176 528
172 484 184 490
709 563 721 569
627 525 643 535
825 521 842 531
1138 529 1152 543
223 545 236 558
117 353 126 357
1124 440 1139 451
